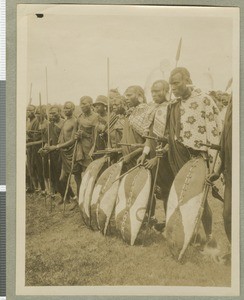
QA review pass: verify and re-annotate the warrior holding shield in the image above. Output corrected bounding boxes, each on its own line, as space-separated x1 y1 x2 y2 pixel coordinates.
166 67 222 248
120 85 149 168
74 96 99 194
137 80 174 229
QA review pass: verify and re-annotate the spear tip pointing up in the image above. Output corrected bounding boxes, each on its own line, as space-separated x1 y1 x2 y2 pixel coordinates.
175 37 182 63
225 77 233 92
28 83 33 105
107 57 111 149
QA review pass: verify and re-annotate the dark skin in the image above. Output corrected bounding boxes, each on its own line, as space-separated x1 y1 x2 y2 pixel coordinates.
35 107 46 124
44 102 78 190
80 99 92 115
26 105 36 121
94 103 107 128
26 106 36 142
151 82 168 104
40 107 63 153
49 107 61 124
45 102 77 152
169 72 191 99
125 88 140 108
112 99 125 115
94 103 107 116
74 99 93 140
170 71 213 239
29 106 47 145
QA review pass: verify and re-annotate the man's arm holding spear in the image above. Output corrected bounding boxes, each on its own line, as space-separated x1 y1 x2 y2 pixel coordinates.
44 123 77 153
44 136 76 153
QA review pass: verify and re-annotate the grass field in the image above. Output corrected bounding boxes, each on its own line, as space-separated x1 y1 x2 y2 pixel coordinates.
25 179 231 287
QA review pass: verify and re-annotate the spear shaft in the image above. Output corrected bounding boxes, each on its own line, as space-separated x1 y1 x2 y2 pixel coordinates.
46 66 52 212
225 77 233 92
169 37 182 100
175 37 182 64
28 83 32 105
45 67 50 147
112 163 142 184
107 58 111 149
39 92 47 207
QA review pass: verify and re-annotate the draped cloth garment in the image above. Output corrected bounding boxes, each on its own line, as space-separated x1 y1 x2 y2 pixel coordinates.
167 89 222 175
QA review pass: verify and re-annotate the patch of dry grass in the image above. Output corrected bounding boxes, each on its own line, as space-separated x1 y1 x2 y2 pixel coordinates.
25 180 231 287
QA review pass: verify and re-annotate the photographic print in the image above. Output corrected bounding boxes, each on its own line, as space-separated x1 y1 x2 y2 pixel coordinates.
15 4 239 296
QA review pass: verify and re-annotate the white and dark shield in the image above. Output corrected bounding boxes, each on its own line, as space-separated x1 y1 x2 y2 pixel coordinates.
115 166 151 246
79 156 107 227
90 161 123 234
165 156 207 261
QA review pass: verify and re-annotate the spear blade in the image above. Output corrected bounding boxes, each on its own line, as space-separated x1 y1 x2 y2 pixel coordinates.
175 37 182 64
39 92 42 108
169 37 183 101
225 77 233 92
45 66 52 212
28 83 33 105
107 57 111 150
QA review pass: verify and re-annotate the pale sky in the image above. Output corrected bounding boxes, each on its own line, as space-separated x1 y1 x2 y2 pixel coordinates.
17 5 236 105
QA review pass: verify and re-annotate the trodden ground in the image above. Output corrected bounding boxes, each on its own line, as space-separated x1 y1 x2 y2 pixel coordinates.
25 180 230 287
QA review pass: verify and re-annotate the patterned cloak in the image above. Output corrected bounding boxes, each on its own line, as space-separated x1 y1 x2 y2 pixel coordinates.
167 89 222 175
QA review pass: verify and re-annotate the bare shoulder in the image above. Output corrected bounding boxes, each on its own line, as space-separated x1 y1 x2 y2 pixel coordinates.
63 116 77 127
57 118 66 129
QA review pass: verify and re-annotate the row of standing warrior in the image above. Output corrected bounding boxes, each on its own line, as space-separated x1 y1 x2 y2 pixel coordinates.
26 67 232 261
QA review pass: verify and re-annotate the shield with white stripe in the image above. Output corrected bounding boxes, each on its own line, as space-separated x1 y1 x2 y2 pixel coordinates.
115 166 151 245
90 161 123 233
79 156 107 227
165 156 207 260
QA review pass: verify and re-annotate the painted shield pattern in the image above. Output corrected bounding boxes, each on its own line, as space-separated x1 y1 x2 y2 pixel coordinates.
165 156 207 260
79 156 107 227
115 166 151 246
90 161 123 234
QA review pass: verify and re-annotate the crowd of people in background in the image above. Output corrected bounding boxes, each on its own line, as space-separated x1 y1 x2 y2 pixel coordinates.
26 67 232 263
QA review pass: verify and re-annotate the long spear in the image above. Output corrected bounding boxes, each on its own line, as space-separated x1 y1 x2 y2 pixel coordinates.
46 66 52 212
169 38 182 101
225 77 233 92
187 146 221 261
186 113 228 260
107 57 111 150
26 82 35 190
28 83 33 105
112 163 142 184
39 92 47 208
143 39 182 237
175 37 182 67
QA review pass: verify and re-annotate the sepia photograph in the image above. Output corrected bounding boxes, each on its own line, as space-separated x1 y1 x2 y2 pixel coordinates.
15 3 239 296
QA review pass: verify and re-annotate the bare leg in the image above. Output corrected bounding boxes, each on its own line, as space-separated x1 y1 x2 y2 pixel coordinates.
59 169 75 202
74 172 82 197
